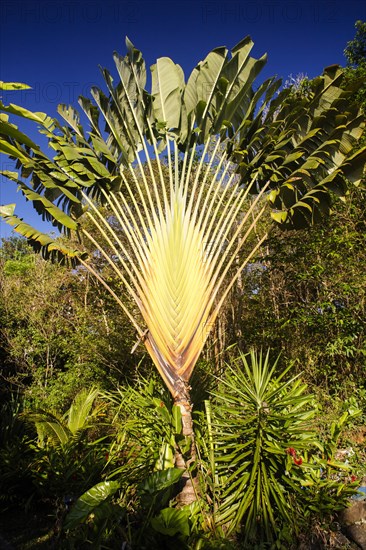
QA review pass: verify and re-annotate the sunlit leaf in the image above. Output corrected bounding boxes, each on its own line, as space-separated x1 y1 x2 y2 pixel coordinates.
64 481 120 530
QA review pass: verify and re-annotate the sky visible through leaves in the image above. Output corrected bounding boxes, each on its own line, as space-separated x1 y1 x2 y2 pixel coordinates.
0 0 365 239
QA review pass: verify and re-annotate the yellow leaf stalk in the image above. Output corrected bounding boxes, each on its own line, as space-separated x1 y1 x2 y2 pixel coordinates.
81 137 268 400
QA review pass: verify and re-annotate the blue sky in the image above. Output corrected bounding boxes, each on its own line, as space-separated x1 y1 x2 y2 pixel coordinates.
1 0 365 240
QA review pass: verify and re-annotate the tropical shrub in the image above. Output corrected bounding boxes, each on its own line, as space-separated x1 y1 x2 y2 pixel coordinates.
25 389 110 505
62 378 197 549
195 350 360 548
0 397 36 511
0 237 138 411
0 362 362 548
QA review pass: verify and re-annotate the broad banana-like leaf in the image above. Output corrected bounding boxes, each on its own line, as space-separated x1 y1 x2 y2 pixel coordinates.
0 99 55 130
138 467 183 495
0 82 31 91
151 507 191 536
64 480 120 530
151 57 184 131
1 38 365 398
1 171 78 230
0 204 85 263
233 65 366 228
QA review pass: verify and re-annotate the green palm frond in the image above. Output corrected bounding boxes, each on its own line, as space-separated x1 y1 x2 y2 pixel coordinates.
67 388 101 434
208 350 317 541
26 388 103 447
27 410 71 447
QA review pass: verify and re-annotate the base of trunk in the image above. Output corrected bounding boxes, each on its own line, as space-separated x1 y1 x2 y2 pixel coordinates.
174 382 198 506
176 474 199 507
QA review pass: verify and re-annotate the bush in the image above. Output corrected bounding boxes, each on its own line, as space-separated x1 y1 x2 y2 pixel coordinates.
195 350 360 548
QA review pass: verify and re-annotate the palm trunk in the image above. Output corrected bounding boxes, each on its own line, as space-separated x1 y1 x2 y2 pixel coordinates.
173 378 198 506
146 340 199 505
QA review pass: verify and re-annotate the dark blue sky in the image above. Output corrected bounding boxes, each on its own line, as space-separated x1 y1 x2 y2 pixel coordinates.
1 0 365 239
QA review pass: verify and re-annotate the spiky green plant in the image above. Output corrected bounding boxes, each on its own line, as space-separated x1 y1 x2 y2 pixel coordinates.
1 38 365 502
203 350 318 544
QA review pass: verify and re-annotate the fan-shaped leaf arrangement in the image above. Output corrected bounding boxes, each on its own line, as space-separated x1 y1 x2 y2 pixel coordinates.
1 38 365 410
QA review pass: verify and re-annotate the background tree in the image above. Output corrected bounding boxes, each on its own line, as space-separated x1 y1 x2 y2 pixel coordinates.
344 20 366 113
0 236 139 410
227 187 366 391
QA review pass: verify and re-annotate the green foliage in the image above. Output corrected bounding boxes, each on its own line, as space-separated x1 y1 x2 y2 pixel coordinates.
0 367 363 548
204 350 317 543
226 187 366 410
325 404 361 459
102 397 191 545
195 350 360 547
64 480 120 530
0 29 365 547
103 375 186 482
287 405 361 527
151 506 191 537
25 389 110 502
0 397 36 510
67 388 103 434
283 73 315 100
343 21 366 113
344 20 366 67
62 480 125 549
138 468 183 495
0 236 140 409
27 388 102 446
0 236 35 276
61 379 204 549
